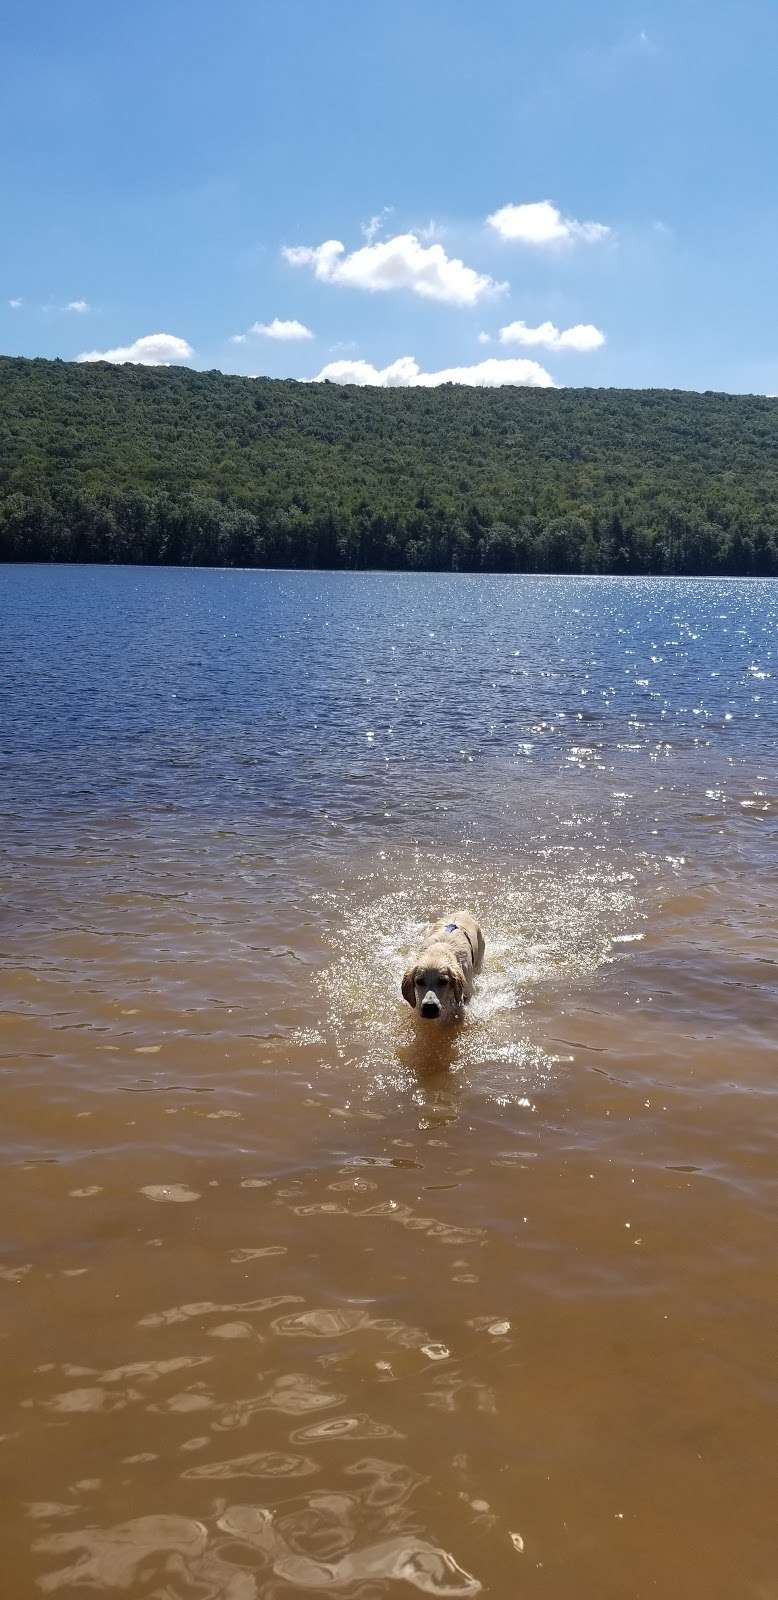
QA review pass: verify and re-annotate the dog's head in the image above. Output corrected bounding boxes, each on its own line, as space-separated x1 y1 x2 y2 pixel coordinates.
401 946 465 1021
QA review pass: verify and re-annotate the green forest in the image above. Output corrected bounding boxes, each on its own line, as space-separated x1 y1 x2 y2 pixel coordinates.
1 354 777 574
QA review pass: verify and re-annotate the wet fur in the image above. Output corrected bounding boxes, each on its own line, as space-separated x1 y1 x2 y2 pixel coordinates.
401 912 485 1022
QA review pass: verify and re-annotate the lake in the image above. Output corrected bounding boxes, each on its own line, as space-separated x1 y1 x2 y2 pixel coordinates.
0 565 776 1599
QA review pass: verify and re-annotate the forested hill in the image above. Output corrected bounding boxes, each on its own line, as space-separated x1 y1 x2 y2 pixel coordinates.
1 354 777 574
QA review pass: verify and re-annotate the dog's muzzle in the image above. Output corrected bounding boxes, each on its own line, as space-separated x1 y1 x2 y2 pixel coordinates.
420 997 441 1020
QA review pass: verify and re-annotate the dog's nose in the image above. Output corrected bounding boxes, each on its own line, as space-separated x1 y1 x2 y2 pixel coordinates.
420 999 440 1019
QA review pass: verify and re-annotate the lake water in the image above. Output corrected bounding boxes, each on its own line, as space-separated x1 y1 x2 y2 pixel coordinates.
1 566 776 1599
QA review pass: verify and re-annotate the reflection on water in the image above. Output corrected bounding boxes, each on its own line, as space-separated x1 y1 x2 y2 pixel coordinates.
0 569 776 1599
34 1485 484 1597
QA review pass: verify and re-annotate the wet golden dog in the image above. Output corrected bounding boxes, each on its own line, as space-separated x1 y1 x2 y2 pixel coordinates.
401 912 485 1022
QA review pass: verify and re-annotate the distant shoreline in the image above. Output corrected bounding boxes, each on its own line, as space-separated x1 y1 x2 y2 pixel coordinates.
2 560 772 580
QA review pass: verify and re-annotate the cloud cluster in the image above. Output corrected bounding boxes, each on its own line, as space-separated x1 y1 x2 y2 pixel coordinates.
21 197 611 385
498 319 605 352
315 354 554 388
285 233 505 307
77 333 193 366
487 199 610 246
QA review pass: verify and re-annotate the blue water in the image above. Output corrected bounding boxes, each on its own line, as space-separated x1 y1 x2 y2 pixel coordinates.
1 568 775 851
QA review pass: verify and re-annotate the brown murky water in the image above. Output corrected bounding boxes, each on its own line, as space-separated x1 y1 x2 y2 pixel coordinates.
1 568 776 1597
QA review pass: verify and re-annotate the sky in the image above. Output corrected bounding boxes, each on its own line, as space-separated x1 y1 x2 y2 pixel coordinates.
4 0 778 394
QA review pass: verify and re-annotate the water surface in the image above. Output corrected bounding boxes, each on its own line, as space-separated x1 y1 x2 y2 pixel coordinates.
1 568 776 1598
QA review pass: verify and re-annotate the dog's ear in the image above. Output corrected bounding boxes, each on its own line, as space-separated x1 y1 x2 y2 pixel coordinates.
401 966 417 1008
448 963 465 1006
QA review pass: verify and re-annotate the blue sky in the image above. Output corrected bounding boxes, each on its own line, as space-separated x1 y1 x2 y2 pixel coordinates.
3 0 778 393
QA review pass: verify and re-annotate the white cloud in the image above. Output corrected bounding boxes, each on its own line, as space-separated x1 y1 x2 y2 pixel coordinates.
487 199 610 246
478 331 492 344
315 353 554 388
8 297 22 309
498 318 605 352
43 298 92 314
361 206 393 244
284 232 506 307
230 317 313 344
77 333 193 366
249 317 313 340
284 240 343 276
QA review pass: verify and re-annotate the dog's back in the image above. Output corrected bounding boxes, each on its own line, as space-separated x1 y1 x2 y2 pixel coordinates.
425 911 485 973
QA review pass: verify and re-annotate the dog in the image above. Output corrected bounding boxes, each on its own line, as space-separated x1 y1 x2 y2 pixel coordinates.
401 912 485 1022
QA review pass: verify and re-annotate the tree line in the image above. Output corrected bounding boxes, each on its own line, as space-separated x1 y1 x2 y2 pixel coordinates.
1 356 777 574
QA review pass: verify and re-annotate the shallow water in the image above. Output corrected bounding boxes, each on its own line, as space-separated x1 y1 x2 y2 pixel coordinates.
0 567 776 1598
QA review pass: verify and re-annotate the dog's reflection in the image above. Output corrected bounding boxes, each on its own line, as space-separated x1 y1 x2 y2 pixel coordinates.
398 1016 462 1077
394 1022 468 1139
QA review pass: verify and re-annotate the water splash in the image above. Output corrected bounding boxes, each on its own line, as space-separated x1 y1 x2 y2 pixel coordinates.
303 846 646 1106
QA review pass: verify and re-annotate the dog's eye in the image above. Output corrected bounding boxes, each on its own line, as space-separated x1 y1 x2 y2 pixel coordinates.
437 975 448 986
